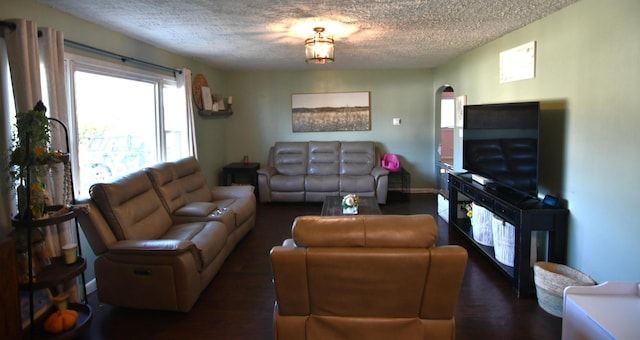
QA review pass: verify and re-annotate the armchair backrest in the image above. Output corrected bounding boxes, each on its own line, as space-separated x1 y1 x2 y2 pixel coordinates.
270 215 468 340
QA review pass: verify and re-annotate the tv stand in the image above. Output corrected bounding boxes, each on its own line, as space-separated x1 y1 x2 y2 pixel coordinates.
448 172 568 296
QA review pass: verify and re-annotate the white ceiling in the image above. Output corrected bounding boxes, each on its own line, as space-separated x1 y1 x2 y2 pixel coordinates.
39 0 578 71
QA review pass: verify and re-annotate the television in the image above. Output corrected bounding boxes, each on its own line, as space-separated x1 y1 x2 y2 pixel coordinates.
462 101 540 199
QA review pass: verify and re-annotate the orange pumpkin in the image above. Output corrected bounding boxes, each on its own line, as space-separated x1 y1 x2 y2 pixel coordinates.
43 309 78 334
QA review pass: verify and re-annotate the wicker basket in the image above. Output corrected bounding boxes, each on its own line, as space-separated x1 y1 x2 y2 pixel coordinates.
533 262 596 317
492 216 515 267
471 203 493 246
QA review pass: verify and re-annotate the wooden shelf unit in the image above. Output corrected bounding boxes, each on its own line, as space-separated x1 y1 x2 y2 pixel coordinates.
448 172 568 296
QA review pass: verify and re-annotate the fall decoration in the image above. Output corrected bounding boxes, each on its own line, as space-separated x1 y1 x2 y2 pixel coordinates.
43 309 78 334
341 193 360 214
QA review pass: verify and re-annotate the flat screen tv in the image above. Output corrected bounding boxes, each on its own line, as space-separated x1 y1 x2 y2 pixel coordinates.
462 101 540 198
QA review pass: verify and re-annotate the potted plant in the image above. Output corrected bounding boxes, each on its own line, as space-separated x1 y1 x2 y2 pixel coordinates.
8 101 63 221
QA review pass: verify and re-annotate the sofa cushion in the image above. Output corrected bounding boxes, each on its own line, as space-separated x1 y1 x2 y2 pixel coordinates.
340 175 375 193
174 202 218 217
90 170 173 240
161 221 227 267
145 162 187 213
271 174 305 192
273 142 308 176
172 157 214 202
308 141 340 175
340 142 376 175
213 198 255 234
305 175 340 192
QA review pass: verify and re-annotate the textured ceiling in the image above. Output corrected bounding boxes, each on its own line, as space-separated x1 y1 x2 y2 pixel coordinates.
39 0 577 71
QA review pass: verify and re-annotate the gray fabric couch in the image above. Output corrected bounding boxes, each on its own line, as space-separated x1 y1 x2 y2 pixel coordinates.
257 141 389 204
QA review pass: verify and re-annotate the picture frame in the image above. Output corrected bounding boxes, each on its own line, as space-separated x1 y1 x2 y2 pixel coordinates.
500 41 536 83
20 288 53 329
291 92 371 132
455 95 466 127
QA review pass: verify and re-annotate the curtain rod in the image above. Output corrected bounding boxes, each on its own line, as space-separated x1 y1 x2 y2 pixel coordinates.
64 40 182 75
1 20 181 75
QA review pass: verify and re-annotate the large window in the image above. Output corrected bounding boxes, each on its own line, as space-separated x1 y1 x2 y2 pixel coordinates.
66 55 193 196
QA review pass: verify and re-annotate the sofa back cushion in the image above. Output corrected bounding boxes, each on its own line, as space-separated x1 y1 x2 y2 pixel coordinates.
273 142 308 176
171 157 213 203
307 141 340 176
340 142 376 175
90 170 172 240
145 162 187 214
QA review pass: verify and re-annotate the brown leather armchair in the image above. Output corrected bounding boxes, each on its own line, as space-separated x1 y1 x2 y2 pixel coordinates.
270 215 467 340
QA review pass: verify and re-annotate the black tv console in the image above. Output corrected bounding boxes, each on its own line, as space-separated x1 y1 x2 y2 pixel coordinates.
448 172 568 297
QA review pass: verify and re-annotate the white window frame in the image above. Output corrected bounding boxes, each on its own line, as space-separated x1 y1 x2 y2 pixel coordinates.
64 53 192 196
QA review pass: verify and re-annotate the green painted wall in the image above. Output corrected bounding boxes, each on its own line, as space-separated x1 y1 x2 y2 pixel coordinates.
221 69 435 188
432 0 640 283
4 0 639 286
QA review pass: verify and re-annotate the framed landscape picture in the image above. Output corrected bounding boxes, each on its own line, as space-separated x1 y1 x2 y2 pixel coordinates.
291 92 370 132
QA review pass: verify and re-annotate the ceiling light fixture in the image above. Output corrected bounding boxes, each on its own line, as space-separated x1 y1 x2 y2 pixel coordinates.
305 27 334 64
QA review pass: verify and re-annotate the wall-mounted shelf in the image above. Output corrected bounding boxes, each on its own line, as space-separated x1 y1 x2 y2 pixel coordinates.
198 110 233 118
193 73 233 117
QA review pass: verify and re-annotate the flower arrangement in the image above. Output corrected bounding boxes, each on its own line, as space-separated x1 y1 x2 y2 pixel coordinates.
342 193 360 214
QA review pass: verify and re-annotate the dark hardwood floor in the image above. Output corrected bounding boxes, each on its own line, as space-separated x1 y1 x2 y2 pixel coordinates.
78 193 562 339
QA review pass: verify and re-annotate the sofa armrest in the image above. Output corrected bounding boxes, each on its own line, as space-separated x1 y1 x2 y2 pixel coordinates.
257 166 277 177
97 239 202 312
76 198 117 255
210 185 255 200
108 239 197 256
257 167 278 202
105 239 203 269
371 166 389 180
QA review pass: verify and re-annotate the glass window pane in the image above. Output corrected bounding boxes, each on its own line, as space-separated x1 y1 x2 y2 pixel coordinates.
74 71 158 196
162 84 191 161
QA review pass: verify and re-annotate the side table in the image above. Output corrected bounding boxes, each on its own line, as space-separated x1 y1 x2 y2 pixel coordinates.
387 167 410 201
221 162 260 199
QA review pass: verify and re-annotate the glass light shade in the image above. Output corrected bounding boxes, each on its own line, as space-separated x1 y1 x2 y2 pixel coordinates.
305 27 334 64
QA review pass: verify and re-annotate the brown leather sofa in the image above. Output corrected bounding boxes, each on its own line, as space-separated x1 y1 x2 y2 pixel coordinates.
257 141 389 204
270 215 468 340
77 157 256 312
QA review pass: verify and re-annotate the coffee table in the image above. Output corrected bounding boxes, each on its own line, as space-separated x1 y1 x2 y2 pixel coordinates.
321 196 381 216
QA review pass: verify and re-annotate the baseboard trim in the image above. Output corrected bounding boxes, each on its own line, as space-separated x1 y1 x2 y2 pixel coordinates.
409 188 438 194
388 188 438 194
86 278 97 295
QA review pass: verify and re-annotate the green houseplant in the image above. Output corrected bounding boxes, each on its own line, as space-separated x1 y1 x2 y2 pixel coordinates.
8 101 63 221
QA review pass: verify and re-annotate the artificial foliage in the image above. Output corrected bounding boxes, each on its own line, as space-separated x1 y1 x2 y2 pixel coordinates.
8 101 63 184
